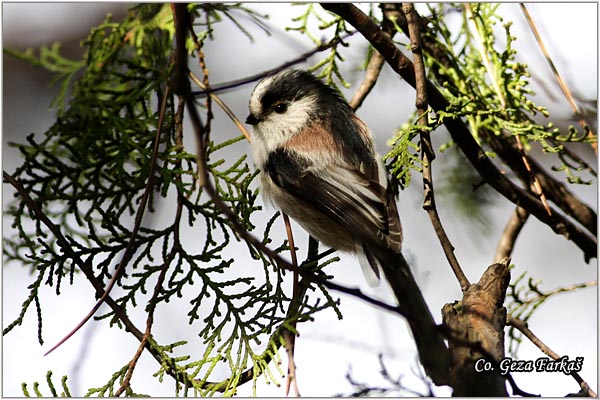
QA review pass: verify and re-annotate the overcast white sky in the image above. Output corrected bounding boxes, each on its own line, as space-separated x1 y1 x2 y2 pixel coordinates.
2 2 597 397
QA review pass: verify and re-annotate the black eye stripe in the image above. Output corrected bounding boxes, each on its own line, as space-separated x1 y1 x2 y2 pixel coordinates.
261 92 293 112
259 71 311 111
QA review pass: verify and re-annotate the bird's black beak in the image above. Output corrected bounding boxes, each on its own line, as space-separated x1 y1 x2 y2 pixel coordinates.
245 114 259 125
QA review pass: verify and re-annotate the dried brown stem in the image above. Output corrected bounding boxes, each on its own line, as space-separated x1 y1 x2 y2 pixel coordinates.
494 207 529 263
283 213 301 397
189 71 252 142
520 3 596 153
507 316 597 397
515 135 553 215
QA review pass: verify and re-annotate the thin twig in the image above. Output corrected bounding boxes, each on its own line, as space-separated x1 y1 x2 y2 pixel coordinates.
494 206 529 263
349 52 385 111
403 3 470 292
42 86 171 357
534 280 597 300
191 31 356 97
520 3 596 153
189 71 252 142
507 315 597 397
515 279 597 309
282 213 301 397
509 135 552 217
348 4 406 111
3 170 200 388
115 95 187 397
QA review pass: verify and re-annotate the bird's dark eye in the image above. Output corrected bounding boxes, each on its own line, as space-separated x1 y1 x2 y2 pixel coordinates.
273 102 288 114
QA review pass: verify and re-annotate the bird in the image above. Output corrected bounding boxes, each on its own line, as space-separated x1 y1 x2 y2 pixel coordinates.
245 68 448 380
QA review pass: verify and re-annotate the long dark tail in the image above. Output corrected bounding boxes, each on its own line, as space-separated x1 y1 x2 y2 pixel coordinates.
374 248 450 385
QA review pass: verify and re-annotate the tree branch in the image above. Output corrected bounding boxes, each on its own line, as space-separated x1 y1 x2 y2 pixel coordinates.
494 207 529 263
402 2 470 293
349 52 385 111
394 8 597 238
320 3 597 262
442 261 511 396
348 4 401 111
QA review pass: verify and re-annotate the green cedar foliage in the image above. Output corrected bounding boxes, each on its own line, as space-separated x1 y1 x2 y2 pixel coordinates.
4 4 338 396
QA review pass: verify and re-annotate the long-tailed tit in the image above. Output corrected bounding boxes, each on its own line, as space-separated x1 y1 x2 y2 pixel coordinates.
246 68 402 281
245 69 448 377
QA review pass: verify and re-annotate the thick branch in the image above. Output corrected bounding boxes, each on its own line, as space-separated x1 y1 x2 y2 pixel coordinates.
442 262 511 396
320 3 597 262
484 133 597 237
348 4 400 111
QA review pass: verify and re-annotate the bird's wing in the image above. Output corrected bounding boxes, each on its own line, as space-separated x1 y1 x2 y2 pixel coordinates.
264 147 401 254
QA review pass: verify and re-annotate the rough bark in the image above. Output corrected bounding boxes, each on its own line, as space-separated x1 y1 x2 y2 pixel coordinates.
442 262 511 396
